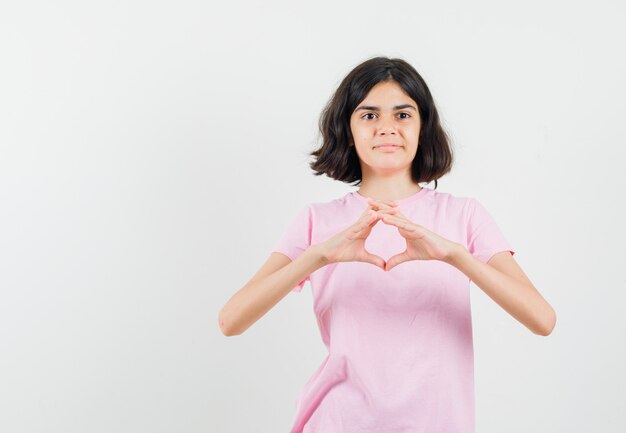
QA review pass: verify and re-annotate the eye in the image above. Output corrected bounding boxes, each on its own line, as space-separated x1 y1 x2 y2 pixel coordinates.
361 112 411 120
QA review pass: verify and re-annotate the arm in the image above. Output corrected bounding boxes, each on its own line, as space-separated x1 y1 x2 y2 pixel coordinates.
444 246 557 336
218 246 327 336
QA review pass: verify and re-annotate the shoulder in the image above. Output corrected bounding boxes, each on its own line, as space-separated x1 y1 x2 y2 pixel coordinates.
277 196 345 233
426 187 475 214
306 192 357 215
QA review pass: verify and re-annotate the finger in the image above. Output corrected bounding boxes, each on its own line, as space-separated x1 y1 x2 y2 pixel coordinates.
363 253 386 271
351 211 375 234
369 202 398 213
359 205 377 219
370 201 398 209
366 197 399 208
376 207 398 214
379 213 415 231
362 210 381 226
348 219 375 240
385 251 411 271
390 208 406 218
378 212 404 224
373 209 398 219
360 203 375 217
379 211 409 223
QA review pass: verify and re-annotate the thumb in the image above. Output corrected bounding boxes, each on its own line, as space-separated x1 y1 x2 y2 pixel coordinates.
362 252 387 271
385 251 411 272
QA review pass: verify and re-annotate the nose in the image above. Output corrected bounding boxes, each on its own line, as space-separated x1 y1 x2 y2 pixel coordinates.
377 116 396 135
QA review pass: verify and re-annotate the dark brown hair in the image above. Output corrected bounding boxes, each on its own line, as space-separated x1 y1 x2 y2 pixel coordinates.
309 56 453 189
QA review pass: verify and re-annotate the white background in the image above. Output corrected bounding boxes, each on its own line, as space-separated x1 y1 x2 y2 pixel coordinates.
1 1 625 432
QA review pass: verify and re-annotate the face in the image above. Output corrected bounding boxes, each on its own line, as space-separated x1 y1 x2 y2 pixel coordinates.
349 80 421 175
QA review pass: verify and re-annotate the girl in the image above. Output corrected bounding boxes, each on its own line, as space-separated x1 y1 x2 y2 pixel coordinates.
219 56 556 433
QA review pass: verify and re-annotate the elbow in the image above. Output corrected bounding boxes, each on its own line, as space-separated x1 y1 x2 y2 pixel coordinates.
218 309 240 337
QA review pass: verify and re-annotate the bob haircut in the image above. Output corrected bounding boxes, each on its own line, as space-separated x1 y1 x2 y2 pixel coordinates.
309 56 453 190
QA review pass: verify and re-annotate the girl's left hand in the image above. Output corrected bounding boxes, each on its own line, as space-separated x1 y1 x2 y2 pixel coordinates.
367 198 461 271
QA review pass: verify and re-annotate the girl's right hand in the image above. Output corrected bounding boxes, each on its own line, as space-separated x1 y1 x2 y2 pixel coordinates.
316 199 399 271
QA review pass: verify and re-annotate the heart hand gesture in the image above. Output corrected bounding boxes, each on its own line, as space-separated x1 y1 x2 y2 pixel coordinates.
368 197 461 271
316 200 398 271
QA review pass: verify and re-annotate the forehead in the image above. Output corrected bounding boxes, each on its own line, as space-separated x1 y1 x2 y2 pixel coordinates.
362 80 412 101
353 81 418 114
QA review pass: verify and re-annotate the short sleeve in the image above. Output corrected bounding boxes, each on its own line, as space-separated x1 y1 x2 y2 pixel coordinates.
466 198 515 264
271 204 312 293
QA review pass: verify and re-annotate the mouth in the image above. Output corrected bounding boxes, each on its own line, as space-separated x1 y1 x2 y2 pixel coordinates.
373 144 403 151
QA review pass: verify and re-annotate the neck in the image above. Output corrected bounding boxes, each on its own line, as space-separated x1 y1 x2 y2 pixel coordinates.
357 181 423 202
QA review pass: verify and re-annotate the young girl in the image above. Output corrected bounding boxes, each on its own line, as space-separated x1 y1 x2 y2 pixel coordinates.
219 56 556 433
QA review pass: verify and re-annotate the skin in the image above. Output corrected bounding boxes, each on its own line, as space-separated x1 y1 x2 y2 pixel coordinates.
338 80 557 336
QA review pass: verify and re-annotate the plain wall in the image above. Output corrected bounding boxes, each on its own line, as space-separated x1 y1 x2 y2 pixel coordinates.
1 1 625 432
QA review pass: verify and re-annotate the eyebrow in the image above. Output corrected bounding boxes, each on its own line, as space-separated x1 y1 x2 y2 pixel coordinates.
355 104 417 112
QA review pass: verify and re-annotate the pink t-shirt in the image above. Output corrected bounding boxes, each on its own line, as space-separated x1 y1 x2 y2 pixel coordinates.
272 186 515 433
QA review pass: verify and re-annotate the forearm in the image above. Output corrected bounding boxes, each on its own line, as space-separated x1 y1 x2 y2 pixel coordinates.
220 246 327 336
444 245 556 336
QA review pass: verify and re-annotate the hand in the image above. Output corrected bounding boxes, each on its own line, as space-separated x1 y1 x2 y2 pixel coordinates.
316 199 399 271
369 199 461 271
